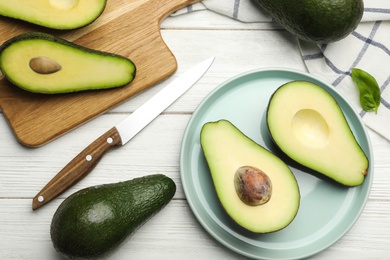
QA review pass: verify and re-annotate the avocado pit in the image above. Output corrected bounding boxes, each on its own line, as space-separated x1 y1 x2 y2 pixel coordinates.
29 56 62 74
234 166 272 206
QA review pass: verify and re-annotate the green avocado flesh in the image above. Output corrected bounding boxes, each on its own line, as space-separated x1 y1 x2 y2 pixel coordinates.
0 0 107 30
50 174 176 259
0 32 136 94
200 120 300 233
267 81 368 186
253 0 364 43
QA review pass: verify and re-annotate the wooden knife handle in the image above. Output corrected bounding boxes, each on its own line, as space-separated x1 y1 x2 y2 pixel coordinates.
32 127 122 210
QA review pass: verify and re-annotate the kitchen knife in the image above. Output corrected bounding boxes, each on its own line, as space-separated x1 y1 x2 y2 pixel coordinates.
32 57 215 210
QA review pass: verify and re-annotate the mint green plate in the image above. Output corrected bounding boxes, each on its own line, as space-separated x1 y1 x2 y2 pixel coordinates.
179 68 373 259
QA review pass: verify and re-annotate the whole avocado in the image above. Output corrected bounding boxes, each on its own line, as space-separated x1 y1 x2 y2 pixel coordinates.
50 174 176 259
253 0 364 43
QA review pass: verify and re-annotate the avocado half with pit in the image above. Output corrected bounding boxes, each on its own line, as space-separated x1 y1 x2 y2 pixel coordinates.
0 32 136 94
200 120 300 233
0 0 107 30
266 81 368 186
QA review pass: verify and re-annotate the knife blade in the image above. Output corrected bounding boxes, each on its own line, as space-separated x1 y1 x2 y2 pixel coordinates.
32 57 215 210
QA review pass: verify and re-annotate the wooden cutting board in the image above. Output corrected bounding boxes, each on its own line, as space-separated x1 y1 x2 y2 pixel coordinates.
0 0 199 147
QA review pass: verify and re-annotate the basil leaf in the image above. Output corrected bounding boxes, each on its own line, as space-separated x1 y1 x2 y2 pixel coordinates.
351 68 381 114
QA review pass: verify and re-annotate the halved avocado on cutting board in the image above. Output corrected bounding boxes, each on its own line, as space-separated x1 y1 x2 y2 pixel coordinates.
0 32 136 94
0 0 107 30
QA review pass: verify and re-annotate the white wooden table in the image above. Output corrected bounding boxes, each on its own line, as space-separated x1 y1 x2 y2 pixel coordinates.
1 10 389 260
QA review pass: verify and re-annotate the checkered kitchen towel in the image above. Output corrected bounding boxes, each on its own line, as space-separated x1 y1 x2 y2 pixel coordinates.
175 0 390 141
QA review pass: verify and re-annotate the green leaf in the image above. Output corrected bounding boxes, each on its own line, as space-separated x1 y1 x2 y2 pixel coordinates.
351 68 381 114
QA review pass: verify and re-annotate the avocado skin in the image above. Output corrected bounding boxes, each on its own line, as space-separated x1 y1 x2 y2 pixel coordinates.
253 0 364 43
50 174 176 259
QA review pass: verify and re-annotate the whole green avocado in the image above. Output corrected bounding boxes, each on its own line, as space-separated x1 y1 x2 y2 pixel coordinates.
50 174 176 259
253 0 364 43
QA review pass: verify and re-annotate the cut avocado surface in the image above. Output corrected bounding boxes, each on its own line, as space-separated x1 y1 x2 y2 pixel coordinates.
200 120 300 233
50 174 176 259
0 0 107 30
267 81 368 186
0 32 136 94
253 0 364 43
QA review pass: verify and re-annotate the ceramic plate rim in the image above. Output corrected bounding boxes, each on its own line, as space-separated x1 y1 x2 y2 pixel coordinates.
179 68 373 259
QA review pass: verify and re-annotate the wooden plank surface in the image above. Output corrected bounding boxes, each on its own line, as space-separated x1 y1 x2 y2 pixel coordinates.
0 0 199 147
0 9 389 260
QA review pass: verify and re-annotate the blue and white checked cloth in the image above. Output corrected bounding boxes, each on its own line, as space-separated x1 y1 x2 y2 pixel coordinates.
175 0 390 141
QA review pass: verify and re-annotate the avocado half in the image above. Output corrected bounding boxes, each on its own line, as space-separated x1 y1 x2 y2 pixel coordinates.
200 120 300 233
253 0 364 43
0 0 107 30
266 81 368 186
0 32 136 94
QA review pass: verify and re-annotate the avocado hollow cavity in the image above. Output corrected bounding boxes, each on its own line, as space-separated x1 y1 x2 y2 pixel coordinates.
234 166 272 206
292 109 330 148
